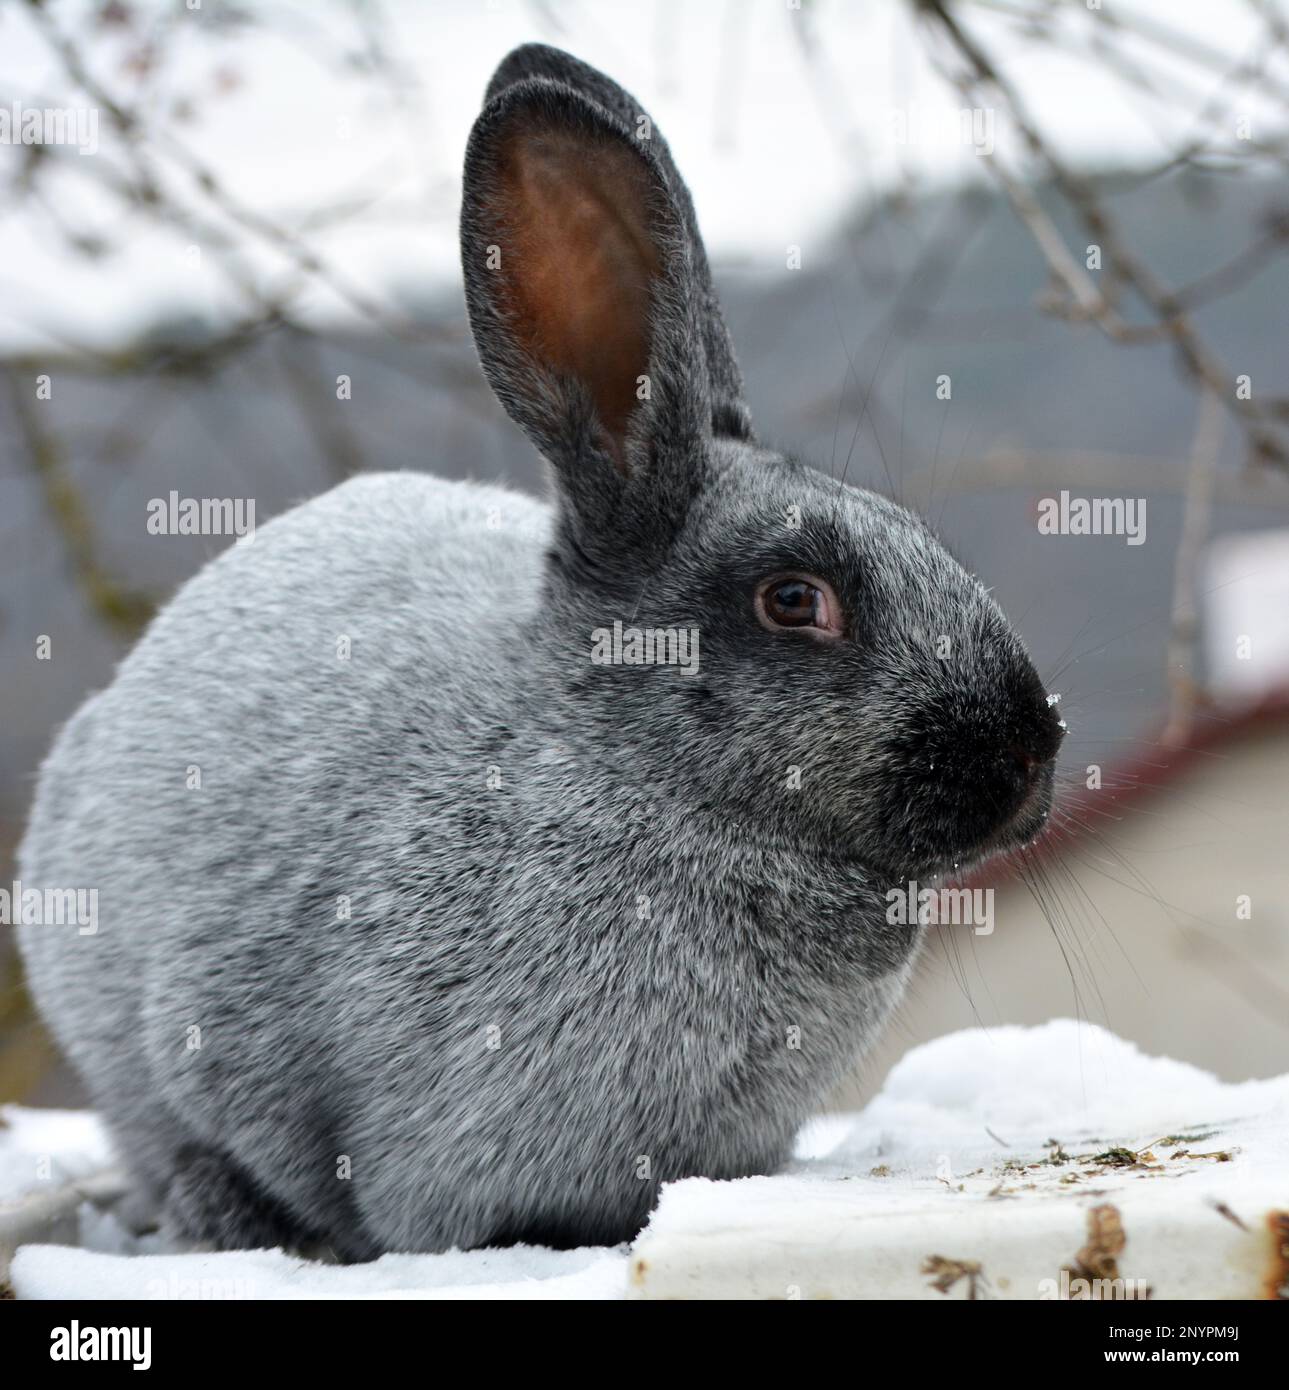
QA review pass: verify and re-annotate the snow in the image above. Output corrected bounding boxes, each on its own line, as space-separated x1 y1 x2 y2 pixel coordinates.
0 1110 628 1297
11 1244 627 1302
0 1105 115 1197
636 1023 1289 1298
5 1020 1287 1299
637 1020 1289 1240
812 1018 1289 1165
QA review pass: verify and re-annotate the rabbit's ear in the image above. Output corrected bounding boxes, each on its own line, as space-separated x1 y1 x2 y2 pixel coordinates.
481 45 753 446
461 59 747 550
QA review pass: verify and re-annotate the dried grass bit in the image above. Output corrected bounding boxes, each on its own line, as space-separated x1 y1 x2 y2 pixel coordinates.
1058 1203 1150 1299
1268 1211 1289 1301
922 1254 986 1299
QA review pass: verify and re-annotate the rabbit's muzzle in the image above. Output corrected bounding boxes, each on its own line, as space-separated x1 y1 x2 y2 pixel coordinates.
872 667 1065 877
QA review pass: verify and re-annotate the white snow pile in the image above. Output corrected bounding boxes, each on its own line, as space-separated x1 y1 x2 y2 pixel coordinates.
4 1020 1286 1300
796 1017 1289 1174
0 1106 115 1198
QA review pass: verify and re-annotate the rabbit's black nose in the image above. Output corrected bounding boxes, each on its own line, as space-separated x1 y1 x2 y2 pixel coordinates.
1010 709 1063 779
1021 694 1066 765
1008 742 1040 786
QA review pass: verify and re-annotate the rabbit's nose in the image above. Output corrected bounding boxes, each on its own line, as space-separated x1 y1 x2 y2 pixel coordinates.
1011 718 1062 778
1008 742 1040 786
1011 687 1065 769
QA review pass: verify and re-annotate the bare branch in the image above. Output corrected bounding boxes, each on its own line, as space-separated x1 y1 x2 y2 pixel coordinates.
2 366 154 639
1161 388 1225 746
915 0 1289 468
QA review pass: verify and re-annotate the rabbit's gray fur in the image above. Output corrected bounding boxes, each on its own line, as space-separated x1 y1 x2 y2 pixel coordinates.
17 46 1061 1257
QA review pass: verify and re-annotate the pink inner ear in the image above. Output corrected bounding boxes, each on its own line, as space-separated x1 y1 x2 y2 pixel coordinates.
491 124 661 469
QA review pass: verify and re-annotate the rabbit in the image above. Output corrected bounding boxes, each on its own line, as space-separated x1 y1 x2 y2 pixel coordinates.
16 43 1064 1259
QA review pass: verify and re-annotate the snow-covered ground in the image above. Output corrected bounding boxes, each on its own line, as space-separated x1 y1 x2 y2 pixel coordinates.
3 1021 1286 1299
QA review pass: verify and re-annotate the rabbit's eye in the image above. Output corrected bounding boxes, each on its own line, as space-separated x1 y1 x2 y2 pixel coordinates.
755 574 845 638
766 580 818 625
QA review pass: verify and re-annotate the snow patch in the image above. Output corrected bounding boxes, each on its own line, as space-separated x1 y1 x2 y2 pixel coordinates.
6 1021 1287 1299
0 1105 115 1200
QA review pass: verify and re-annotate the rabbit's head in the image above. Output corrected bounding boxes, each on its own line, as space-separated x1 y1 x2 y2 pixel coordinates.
462 46 1062 882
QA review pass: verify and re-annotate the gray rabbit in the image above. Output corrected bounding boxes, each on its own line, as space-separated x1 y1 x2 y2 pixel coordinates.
17 45 1062 1258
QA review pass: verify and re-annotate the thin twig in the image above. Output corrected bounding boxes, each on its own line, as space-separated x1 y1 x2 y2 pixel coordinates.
1161 388 1225 746
2 366 155 639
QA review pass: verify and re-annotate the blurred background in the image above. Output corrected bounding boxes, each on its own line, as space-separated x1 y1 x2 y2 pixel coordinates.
2 0 1288 1109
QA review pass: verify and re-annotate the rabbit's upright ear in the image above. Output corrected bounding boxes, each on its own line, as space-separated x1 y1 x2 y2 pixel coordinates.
461 50 750 549
480 45 753 446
